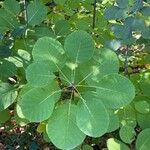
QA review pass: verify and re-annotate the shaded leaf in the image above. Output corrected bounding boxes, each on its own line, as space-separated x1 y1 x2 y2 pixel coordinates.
0 45 11 58
141 6 150 16
3 0 20 16
135 101 150 114
116 0 129 9
0 60 17 81
54 0 67 5
107 110 119 132
104 6 128 20
0 109 10 124
27 1 47 26
0 83 17 111
136 128 150 150
55 19 70 36
119 125 136 144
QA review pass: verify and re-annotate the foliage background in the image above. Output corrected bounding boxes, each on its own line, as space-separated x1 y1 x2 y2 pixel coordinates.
0 0 150 149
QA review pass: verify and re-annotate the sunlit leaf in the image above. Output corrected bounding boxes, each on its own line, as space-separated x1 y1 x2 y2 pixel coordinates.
76 92 109 137
26 62 55 87
64 31 94 63
107 138 130 150
32 37 66 71
19 81 60 122
47 102 86 150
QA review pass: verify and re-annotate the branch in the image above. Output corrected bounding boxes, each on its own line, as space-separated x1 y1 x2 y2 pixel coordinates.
23 0 28 25
92 0 97 29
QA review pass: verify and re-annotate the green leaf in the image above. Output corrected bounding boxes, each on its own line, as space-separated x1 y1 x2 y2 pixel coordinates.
32 37 66 71
79 48 119 84
16 104 26 119
46 102 86 150
130 0 143 13
31 26 56 39
107 138 130 150
0 60 17 81
119 125 136 144
26 62 55 87
118 105 137 127
116 0 129 9
136 128 150 150
60 60 82 85
6 49 31 68
76 20 89 30
147 0 150 4
54 0 67 5
96 74 135 109
37 122 46 133
139 72 150 97
64 31 94 63
131 19 146 31
55 19 70 36
19 81 60 122
82 145 94 150
107 110 119 132
105 40 122 51
0 109 10 124
137 113 150 129
104 6 128 20
0 45 11 58
14 113 29 126
93 48 119 77
112 24 132 39
27 1 47 26
0 9 19 31
76 92 109 137
67 0 81 9
141 6 150 16
142 27 150 39
11 26 26 38
3 0 20 16
135 101 150 114
0 83 17 111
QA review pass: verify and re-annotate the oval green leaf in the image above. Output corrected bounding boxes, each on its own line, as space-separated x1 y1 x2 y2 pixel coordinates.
19 82 60 122
96 74 135 108
135 101 150 114
26 62 55 87
107 110 119 132
46 102 86 150
32 37 66 71
76 92 109 137
27 1 47 26
119 125 136 144
64 31 94 63
136 128 150 150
